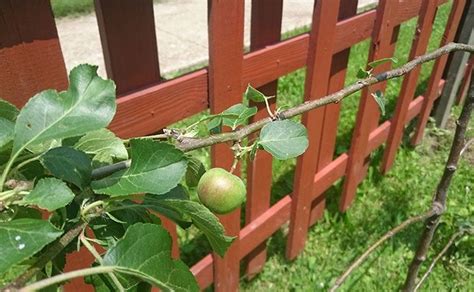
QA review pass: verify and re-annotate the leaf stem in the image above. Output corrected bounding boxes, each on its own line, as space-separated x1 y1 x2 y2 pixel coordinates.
263 97 275 119
10 155 41 174
80 232 125 292
19 266 116 292
81 200 105 218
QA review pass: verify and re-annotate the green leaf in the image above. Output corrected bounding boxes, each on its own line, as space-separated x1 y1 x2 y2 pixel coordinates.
367 57 398 69
249 140 260 161
185 157 206 188
12 64 116 159
92 140 187 197
258 120 309 160
371 90 386 116
0 118 15 148
102 223 199 291
222 103 257 130
207 116 222 132
0 219 62 274
142 186 191 229
144 186 235 257
41 147 92 189
23 178 75 211
356 67 371 79
244 84 267 103
0 99 19 121
74 129 128 163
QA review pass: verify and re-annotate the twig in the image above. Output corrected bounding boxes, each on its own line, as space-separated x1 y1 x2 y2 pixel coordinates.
91 42 474 180
403 68 474 291
329 209 436 291
414 229 469 291
460 138 474 157
4 221 87 291
80 232 125 292
19 266 116 292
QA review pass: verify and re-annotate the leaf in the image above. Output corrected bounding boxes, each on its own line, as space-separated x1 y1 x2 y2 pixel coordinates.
367 57 398 69
356 67 371 79
222 103 257 130
206 116 222 132
258 120 309 160
0 219 62 274
74 129 128 163
185 157 206 188
41 147 92 189
244 84 267 103
249 140 260 161
371 90 386 116
144 186 235 257
12 64 116 159
0 118 15 148
23 178 75 211
92 140 187 197
102 223 199 291
0 99 19 121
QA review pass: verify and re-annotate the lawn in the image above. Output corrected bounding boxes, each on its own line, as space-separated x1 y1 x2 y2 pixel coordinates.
171 1 473 291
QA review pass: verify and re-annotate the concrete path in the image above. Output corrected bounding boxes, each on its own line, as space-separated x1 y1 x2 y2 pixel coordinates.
56 0 377 78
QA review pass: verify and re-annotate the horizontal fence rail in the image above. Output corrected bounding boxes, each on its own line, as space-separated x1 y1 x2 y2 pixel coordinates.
0 0 468 290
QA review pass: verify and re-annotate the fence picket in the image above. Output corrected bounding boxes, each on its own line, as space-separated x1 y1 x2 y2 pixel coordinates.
95 0 161 95
287 0 342 260
245 0 283 279
309 0 359 226
0 0 67 107
380 0 438 174
207 0 245 290
340 0 400 212
411 0 468 145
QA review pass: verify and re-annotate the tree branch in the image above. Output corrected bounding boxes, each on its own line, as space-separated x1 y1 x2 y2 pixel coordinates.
329 209 436 291
91 42 474 180
403 67 474 291
4 221 87 291
414 229 471 291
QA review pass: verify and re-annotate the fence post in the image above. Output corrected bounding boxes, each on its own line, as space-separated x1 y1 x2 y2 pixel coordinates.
245 0 283 279
411 0 467 145
380 0 438 174
340 0 400 212
94 0 161 95
286 0 341 260
434 0 474 127
308 0 359 226
207 0 245 290
0 0 68 107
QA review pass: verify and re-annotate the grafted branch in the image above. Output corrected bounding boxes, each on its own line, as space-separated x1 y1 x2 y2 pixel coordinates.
402 68 474 291
92 42 474 179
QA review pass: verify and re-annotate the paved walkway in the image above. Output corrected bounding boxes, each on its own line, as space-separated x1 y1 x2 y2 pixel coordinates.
56 0 377 78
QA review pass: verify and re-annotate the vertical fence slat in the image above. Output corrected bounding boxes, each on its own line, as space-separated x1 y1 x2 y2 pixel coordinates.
286 0 341 260
309 0 359 226
208 0 245 290
380 0 438 174
245 0 283 279
411 0 468 145
339 0 399 212
95 0 161 95
0 0 68 107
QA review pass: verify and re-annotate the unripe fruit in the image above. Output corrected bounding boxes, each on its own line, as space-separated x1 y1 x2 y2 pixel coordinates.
197 168 246 214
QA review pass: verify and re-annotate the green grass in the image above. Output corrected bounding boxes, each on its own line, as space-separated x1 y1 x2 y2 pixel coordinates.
171 1 473 291
51 0 94 18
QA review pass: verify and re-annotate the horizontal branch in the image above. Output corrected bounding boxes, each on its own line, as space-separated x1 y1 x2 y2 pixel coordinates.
329 209 436 292
92 42 474 179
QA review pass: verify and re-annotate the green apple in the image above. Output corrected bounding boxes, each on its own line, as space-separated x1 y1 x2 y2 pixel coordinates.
197 168 246 214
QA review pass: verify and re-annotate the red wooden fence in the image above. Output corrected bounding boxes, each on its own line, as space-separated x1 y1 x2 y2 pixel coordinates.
0 0 468 290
